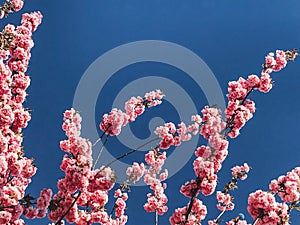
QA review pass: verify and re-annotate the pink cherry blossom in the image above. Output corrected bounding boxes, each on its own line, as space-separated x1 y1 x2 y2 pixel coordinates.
216 191 234 211
269 169 300 203
126 162 145 183
169 198 207 225
0 0 24 19
231 163 250 180
247 190 289 225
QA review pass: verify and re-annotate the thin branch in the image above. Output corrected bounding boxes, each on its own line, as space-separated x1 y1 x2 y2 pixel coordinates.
214 209 226 223
103 137 160 169
92 134 109 170
252 217 260 225
93 124 111 147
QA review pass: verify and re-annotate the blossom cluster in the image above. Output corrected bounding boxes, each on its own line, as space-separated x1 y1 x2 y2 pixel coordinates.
247 167 300 225
21 189 53 219
143 148 169 215
0 0 24 19
48 49 296 225
231 163 251 181
247 190 289 225
168 106 228 224
48 109 130 225
216 191 234 211
169 198 207 225
225 50 289 138
0 11 42 224
269 167 300 203
154 114 201 149
125 162 145 184
100 89 164 136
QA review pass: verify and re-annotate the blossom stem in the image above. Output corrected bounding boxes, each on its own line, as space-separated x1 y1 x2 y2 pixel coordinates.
103 137 160 169
214 209 226 223
92 124 111 147
93 134 109 170
155 210 158 225
252 217 260 225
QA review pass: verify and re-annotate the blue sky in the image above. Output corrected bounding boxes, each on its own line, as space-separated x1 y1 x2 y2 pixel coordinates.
1 0 300 224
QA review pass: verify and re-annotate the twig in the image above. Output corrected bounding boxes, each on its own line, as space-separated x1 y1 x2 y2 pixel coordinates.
103 137 160 169
92 134 109 170
93 124 111 147
252 217 260 225
214 209 226 223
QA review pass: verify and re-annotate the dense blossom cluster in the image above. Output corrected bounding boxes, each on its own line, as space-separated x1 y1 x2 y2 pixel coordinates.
269 167 300 203
100 89 164 136
48 109 131 225
225 50 289 138
169 198 207 225
0 11 42 224
246 167 300 225
216 191 234 211
247 190 290 225
125 162 145 184
143 148 169 215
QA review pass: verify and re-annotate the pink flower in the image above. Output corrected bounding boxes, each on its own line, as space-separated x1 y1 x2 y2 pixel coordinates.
180 179 200 198
258 72 272 93
100 108 129 136
264 52 276 69
195 145 212 159
169 198 207 225
247 190 290 225
216 191 234 211
247 74 260 87
193 157 215 180
125 96 144 122
21 11 43 32
11 0 24 11
36 189 53 211
231 163 250 180
126 162 145 183
269 170 300 203
0 105 14 127
273 50 287 71
0 211 12 224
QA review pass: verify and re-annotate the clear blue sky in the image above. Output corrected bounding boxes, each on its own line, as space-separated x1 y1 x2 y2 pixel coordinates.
1 1 300 224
